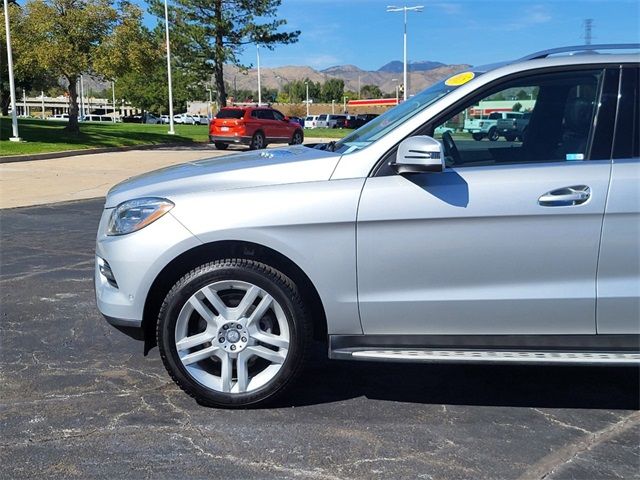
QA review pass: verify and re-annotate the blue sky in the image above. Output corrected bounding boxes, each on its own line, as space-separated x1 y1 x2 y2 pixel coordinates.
154 0 640 71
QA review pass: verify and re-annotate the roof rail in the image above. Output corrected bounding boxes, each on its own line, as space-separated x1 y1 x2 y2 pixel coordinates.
519 43 640 61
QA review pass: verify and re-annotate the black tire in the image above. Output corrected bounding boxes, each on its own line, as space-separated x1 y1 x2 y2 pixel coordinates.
289 130 303 145
214 142 229 150
472 133 484 141
249 131 265 150
157 258 312 408
504 134 516 142
488 126 499 141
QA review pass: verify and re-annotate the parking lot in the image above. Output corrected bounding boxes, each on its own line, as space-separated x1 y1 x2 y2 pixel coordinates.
1 192 639 479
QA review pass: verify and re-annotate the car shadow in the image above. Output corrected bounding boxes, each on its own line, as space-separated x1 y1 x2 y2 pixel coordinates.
272 344 639 410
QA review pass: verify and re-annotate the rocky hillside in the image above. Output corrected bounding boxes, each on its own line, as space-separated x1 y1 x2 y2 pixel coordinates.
224 61 471 95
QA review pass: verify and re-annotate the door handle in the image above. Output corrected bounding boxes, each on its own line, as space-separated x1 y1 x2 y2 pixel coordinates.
538 186 591 206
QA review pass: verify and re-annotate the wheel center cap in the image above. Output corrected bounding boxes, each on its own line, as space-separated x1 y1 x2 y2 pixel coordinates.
226 329 240 343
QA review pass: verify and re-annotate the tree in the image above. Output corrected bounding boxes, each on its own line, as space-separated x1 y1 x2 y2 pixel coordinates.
0 1 56 115
149 0 299 107
320 78 344 102
18 0 154 133
360 84 382 99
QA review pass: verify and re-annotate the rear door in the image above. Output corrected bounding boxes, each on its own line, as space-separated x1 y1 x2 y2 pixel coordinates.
597 66 640 333
357 67 617 336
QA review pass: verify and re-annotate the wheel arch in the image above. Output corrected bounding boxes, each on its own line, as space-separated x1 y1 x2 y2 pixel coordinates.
141 240 328 354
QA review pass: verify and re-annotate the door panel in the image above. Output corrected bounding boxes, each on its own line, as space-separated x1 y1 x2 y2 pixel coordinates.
596 161 640 333
357 161 611 335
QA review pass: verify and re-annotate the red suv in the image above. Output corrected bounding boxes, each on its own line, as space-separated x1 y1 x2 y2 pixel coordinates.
209 106 304 150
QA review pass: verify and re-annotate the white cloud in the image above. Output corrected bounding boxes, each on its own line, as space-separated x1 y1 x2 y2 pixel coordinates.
306 54 342 68
504 4 552 31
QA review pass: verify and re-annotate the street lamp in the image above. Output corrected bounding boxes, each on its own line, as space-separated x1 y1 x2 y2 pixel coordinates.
256 43 262 106
386 5 423 102
205 86 213 119
305 80 309 117
163 0 175 134
112 81 116 122
3 0 20 140
391 78 399 104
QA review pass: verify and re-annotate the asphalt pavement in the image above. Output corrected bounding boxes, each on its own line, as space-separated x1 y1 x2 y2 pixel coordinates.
1 199 639 480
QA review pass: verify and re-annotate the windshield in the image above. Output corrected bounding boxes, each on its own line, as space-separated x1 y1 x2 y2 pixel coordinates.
332 76 473 154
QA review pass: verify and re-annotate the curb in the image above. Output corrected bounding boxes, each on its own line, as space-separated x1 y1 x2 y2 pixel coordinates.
0 142 201 164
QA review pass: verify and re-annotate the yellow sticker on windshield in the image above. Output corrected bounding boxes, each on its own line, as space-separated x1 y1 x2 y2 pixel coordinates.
445 71 475 86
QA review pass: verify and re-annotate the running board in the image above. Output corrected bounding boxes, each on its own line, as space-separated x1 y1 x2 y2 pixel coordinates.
331 349 640 365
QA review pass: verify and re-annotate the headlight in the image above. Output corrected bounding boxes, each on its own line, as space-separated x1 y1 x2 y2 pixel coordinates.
107 197 174 236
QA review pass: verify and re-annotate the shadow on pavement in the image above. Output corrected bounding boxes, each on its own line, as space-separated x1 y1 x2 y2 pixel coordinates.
272 344 640 410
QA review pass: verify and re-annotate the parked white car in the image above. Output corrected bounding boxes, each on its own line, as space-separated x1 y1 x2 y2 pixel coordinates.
304 115 319 129
174 113 197 125
192 114 210 125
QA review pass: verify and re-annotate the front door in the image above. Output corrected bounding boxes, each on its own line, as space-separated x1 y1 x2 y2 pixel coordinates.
356 67 615 335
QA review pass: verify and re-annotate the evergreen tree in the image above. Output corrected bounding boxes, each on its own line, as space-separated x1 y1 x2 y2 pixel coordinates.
149 0 299 107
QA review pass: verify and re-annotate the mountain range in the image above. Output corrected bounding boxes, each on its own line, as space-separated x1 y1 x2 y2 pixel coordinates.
224 60 471 95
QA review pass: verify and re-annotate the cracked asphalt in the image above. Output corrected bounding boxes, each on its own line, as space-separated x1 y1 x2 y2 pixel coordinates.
1 198 639 480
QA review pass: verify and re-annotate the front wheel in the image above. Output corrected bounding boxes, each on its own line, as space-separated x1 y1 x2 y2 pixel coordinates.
289 130 303 145
157 259 311 408
488 127 499 141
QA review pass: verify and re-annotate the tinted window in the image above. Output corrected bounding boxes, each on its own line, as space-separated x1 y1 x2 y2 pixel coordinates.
318 115 327 121
272 110 285 121
216 109 245 119
613 67 640 159
255 110 274 120
488 112 502 119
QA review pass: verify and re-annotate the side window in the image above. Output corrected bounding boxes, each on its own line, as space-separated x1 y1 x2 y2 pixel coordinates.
272 110 285 121
614 67 640 159
251 110 259 119
258 110 275 120
432 69 604 168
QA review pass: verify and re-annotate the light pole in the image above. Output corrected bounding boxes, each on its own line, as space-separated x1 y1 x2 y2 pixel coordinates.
305 81 309 116
41 91 45 119
343 95 348 113
112 81 116 122
80 75 85 120
256 43 262 106
386 5 423 102
163 0 175 134
392 78 399 104
3 0 20 140
206 87 213 119
22 88 26 117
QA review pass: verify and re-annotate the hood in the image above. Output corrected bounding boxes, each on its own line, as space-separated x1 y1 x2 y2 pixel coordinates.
105 146 341 208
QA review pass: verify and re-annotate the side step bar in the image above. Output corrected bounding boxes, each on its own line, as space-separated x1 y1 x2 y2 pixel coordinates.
331 349 640 365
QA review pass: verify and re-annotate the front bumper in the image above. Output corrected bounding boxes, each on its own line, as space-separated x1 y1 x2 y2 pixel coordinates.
95 208 201 334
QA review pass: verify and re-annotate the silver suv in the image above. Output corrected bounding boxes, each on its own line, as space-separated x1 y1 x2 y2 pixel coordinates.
95 45 640 407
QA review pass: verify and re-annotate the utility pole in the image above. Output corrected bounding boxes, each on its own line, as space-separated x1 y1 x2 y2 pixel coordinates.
22 88 26 117
3 0 20 140
583 18 593 45
41 91 45 119
387 5 423 102
305 81 309 116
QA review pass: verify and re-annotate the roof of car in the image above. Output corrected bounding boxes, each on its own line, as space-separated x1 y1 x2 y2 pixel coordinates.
474 44 639 75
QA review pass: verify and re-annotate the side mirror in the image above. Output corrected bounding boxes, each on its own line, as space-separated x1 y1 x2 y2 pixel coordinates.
392 135 445 174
